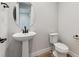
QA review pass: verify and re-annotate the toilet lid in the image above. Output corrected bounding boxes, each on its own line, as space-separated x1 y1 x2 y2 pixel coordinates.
54 42 68 51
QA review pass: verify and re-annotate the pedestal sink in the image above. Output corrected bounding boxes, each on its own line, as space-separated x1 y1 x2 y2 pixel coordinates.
12 31 36 57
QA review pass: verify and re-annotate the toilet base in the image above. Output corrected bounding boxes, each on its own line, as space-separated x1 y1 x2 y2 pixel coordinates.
53 50 67 57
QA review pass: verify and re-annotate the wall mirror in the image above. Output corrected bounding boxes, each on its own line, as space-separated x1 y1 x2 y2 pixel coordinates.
13 2 32 31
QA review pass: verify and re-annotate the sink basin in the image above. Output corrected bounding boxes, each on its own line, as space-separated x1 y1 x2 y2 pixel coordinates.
12 31 36 41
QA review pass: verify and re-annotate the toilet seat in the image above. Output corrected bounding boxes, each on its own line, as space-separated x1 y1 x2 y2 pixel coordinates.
54 42 69 53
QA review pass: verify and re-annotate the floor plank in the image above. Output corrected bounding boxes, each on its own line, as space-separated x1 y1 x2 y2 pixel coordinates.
35 49 72 57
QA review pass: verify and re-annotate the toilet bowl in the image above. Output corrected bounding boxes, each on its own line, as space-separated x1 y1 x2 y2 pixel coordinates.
53 42 69 57
54 42 69 53
49 33 69 57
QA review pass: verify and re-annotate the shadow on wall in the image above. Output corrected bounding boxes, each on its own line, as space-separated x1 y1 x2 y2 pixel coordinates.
5 2 22 57
5 40 22 57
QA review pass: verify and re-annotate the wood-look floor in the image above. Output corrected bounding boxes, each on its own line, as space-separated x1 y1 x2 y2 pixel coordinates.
36 50 53 57
35 50 72 57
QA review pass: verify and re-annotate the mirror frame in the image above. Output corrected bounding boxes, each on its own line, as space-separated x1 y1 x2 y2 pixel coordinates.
13 6 16 21
13 2 33 30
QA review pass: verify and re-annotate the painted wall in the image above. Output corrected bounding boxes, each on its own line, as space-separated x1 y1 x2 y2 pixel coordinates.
30 2 58 53
0 3 8 57
58 2 79 55
7 3 22 57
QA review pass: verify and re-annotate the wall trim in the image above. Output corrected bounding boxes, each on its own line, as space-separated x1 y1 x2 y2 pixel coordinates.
69 50 79 57
31 47 51 57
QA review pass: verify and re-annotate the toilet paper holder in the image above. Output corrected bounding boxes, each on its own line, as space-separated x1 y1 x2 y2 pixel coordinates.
73 34 79 40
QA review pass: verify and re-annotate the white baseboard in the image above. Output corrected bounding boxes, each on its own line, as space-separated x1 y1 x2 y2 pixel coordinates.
69 50 79 57
31 47 51 57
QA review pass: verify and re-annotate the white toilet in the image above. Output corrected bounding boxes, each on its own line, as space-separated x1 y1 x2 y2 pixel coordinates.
49 33 69 57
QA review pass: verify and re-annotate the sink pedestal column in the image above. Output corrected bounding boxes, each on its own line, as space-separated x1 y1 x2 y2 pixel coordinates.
22 40 29 57
12 32 36 57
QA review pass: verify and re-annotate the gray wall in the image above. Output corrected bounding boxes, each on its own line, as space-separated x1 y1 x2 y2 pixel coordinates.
7 3 22 57
58 2 79 55
0 2 8 57
30 2 58 53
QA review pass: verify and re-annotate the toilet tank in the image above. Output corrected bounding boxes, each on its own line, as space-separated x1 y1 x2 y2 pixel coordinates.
49 33 58 44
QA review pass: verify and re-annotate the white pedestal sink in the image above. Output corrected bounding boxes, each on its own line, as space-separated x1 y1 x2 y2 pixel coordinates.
12 31 36 57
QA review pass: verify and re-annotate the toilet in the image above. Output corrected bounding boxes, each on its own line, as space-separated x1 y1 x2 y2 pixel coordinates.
49 33 69 57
